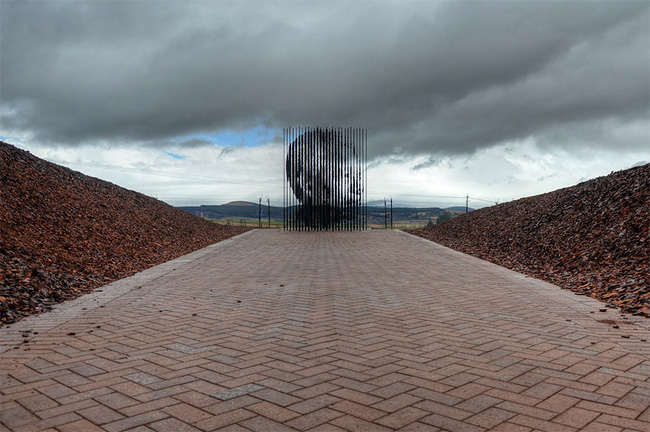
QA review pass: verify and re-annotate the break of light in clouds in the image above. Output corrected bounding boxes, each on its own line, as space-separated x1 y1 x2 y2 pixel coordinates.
1 0 648 208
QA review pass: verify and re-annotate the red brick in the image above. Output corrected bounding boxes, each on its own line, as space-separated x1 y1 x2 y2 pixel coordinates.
595 413 650 431
375 406 428 429
420 413 485 432
330 414 392 431
0 402 44 428
173 391 217 408
465 407 516 429
328 399 386 421
398 422 443 431
102 410 169 432
77 404 125 424
162 403 212 424
579 422 624 432
330 388 382 405
286 408 344 430
553 407 601 428
289 394 341 414
57 419 106 432
16 393 59 412
94 392 139 410
149 417 202 432
246 401 300 422
509 413 578 432
1 231 649 432
193 408 256 431
238 415 297 432
536 394 580 412
372 393 422 413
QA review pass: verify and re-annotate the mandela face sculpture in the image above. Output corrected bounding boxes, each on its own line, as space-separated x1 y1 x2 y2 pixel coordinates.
284 127 367 230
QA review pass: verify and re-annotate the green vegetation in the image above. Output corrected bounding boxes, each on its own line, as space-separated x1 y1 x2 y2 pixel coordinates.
436 211 452 224
181 202 468 229
211 218 283 228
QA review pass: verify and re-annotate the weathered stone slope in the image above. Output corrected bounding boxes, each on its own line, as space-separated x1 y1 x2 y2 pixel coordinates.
1 141 249 325
410 164 649 316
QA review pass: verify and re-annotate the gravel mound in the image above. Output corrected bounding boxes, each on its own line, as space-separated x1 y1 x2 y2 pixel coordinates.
1 141 250 325
409 164 649 316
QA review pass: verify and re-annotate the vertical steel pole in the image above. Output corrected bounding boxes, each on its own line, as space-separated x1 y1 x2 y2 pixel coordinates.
306 127 308 231
340 127 343 231
309 127 313 230
365 128 368 229
313 127 316 230
343 127 347 230
282 128 284 230
289 127 293 231
338 127 342 231
294 126 297 231
335 127 339 230
311 127 314 231
356 127 360 230
293 126 296 231
325 128 329 230
298 126 302 231
316 128 319 230
362 128 366 229
287 127 290 231
357 127 360 230
343 127 346 231
351 128 354 230
349 127 352 230
288 127 291 231
353 127 357 230
293 127 296 231
330 128 333 230
300 127 304 231
311 129 320 230
290 127 293 231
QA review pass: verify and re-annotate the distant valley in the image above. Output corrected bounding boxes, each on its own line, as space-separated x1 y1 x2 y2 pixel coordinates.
178 202 474 228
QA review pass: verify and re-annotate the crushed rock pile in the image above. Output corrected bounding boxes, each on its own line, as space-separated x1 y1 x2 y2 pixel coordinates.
1 141 250 325
410 163 649 316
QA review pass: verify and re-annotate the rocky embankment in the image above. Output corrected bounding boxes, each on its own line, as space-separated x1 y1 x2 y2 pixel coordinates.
410 164 649 316
1 142 250 325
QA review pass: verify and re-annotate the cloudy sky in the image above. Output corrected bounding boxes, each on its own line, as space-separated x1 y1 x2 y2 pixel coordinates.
1 0 648 209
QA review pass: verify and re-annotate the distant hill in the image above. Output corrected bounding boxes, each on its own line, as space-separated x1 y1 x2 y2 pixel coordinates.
445 206 475 212
409 164 650 316
224 201 257 207
179 203 280 220
0 141 249 325
178 203 451 226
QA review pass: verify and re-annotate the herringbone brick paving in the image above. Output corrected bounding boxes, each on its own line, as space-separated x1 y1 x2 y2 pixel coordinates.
1 230 648 431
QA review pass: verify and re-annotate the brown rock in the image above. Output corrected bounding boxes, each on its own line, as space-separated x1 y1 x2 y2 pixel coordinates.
1 141 251 326
409 163 649 317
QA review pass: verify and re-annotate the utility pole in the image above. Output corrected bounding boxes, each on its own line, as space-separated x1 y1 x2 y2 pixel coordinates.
466 195 469 214
259 197 262 228
390 197 393 230
267 196 271 228
384 198 387 229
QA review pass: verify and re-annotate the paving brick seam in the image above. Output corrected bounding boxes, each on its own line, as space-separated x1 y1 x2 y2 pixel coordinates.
1 230 648 431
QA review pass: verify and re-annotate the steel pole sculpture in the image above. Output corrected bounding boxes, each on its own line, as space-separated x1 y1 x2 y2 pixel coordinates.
284 127 367 231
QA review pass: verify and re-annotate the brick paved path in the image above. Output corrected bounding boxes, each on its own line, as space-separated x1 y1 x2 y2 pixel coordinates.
1 230 649 431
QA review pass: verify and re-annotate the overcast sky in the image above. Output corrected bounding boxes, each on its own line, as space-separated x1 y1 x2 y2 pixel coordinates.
1 0 648 208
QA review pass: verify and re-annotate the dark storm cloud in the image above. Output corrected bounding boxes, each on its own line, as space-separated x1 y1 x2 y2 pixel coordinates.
1 0 648 158
411 156 443 171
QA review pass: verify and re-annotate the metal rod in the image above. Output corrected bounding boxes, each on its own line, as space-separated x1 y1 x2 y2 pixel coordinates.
363 127 369 229
356 127 360 230
282 128 284 230
283 126 367 231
